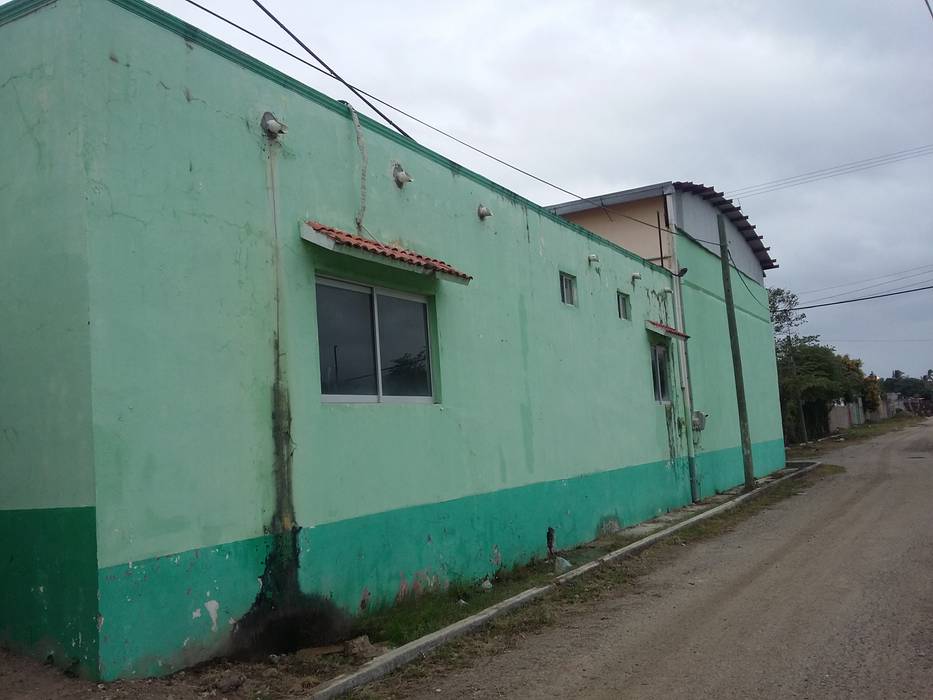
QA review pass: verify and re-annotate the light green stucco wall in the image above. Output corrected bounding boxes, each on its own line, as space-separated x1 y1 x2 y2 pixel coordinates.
0 1 100 676
677 235 785 496
1 0 783 679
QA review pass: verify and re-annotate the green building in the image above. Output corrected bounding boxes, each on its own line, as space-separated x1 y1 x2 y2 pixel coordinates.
0 0 783 680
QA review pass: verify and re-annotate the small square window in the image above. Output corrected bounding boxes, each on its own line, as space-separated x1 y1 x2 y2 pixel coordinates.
650 343 670 403
560 272 577 306
617 291 631 320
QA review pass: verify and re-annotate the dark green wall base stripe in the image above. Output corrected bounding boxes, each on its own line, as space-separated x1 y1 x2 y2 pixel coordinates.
695 438 786 498
5 439 783 679
0 506 99 678
296 440 783 613
297 456 697 612
97 535 274 680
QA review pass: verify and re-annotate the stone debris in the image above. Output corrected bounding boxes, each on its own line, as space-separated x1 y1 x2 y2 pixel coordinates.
344 635 387 660
214 671 244 694
554 557 572 574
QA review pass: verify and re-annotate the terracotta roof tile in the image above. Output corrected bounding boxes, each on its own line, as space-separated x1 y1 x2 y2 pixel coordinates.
307 221 472 281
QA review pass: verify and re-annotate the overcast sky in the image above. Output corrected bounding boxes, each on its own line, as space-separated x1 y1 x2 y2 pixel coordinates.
28 0 933 375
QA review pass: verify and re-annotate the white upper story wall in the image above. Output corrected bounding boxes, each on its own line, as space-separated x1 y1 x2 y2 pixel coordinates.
675 191 764 284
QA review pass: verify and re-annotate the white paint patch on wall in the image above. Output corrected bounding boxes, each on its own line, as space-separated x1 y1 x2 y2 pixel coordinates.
204 600 220 632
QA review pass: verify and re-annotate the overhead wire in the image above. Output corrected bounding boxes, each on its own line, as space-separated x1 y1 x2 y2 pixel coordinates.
176 1 805 293
728 250 769 310
801 267 933 304
796 284 933 310
797 261 933 296
727 145 933 199
180 0 729 249
247 0 411 137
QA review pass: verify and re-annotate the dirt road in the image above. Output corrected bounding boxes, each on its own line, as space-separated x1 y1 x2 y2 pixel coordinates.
399 419 933 699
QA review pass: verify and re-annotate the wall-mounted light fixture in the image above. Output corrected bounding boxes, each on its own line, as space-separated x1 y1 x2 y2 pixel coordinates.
392 163 412 188
631 272 642 284
477 204 492 220
674 267 689 278
587 254 600 267
260 111 287 139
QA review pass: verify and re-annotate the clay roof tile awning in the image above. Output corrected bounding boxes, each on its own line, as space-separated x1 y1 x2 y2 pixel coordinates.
301 221 472 284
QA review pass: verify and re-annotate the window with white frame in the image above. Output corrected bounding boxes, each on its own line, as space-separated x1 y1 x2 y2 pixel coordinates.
650 343 670 403
559 272 577 306
315 278 433 402
617 291 631 320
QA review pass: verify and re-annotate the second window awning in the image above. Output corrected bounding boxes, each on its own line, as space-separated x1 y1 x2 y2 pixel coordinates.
646 319 689 340
301 221 472 284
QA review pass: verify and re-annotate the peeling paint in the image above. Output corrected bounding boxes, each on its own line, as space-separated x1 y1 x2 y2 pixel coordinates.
203 600 219 632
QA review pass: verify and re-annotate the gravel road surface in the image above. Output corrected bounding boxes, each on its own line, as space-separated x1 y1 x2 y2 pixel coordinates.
403 419 933 699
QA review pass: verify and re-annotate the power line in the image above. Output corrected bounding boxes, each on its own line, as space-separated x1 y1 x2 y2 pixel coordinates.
184 1 728 249
797 261 933 295
802 268 933 304
821 338 933 343
727 145 933 199
247 0 411 138
797 284 933 310
728 144 933 196
728 249 769 309
183 0 711 244
925 0 933 23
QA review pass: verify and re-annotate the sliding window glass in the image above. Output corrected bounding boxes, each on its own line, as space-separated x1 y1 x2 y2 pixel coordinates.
316 278 433 403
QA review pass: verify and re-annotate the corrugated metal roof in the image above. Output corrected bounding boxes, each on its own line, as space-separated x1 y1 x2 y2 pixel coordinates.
672 181 778 271
305 221 473 281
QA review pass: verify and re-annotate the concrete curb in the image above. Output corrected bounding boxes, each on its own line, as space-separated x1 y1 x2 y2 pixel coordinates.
311 460 822 699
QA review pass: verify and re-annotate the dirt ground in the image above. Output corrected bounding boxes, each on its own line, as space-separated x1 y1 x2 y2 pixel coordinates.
368 417 933 699
2 419 930 699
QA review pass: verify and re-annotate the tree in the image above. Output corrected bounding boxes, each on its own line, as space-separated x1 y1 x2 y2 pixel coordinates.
768 288 808 340
882 371 933 401
768 286 877 442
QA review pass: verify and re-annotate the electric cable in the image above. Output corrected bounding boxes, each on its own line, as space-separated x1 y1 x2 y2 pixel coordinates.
796 284 933 310
248 0 411 138
727 145 933 199
801 268 933 304
179 1 777 269
797 261 933 296
728 250 769 309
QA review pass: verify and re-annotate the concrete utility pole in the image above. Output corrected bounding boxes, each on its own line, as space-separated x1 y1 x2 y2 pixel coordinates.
718 216 756 491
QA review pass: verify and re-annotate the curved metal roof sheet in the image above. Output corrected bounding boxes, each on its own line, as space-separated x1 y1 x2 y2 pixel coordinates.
673 181 778 271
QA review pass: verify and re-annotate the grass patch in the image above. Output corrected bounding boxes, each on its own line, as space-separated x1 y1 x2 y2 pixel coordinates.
353 464 845 698
786 414 924 460
354 561 556 648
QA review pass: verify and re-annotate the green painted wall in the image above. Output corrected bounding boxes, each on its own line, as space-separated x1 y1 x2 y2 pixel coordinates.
0 1 99 676
0 507 99 676
97 535 273 680
0 0 784 679
677 236 785 497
